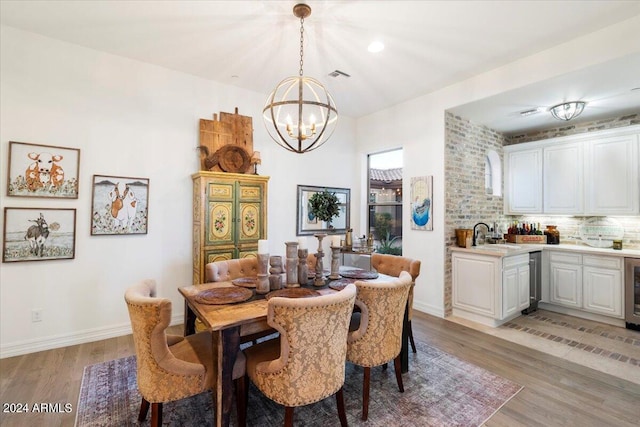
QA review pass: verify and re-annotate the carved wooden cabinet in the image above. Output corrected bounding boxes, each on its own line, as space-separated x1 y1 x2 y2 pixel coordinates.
192 171 269 284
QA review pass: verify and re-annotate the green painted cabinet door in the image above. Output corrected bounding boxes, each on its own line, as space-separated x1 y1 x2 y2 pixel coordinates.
193 171 269 284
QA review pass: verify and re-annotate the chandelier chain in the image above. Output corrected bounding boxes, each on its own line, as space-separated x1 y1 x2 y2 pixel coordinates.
299 17 305 76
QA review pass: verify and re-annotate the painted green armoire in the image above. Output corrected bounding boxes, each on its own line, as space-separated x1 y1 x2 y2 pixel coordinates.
192 171 269 285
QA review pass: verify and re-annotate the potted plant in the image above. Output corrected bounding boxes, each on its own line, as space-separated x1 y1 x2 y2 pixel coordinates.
308 190 340 227
374 212 402 255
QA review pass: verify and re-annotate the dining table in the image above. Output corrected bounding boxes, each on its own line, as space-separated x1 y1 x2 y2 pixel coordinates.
178 267 411 427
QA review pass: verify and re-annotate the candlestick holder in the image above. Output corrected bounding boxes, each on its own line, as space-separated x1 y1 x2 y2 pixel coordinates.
269 255 283 290
297 248 308 285
313 233 327 287
285 241 299 288
256 253 270 294
329 245 341 279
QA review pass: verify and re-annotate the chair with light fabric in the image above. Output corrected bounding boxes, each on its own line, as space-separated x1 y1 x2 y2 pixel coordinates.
124 279 247 427
241 284 357 427
346 271 412 421
371 253 421 352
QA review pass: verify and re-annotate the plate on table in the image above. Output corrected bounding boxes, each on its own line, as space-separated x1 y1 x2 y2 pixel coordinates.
265 288 320 300
339 268 379 280
329 278 356 291
231 277 258 288
194 287 253 305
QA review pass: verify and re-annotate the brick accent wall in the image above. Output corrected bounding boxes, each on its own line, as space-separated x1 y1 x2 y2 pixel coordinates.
444 112 640 317
505 113 639 144
444 112 508 316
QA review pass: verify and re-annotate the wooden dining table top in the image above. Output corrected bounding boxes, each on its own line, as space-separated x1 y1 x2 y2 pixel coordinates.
178 269 394 333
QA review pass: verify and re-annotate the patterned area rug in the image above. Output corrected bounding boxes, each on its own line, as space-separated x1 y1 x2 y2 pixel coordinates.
76 340 522 426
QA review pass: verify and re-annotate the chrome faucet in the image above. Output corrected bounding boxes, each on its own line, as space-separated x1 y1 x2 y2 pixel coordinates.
473 222 490 246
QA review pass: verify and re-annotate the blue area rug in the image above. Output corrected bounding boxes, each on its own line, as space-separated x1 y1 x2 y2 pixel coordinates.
76 339 522 426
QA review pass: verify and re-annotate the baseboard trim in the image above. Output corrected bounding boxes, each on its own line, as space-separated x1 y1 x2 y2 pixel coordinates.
414 300 444 318
1 313 183 359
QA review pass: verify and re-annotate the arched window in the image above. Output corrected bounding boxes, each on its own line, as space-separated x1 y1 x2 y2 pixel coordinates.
485 150 502 196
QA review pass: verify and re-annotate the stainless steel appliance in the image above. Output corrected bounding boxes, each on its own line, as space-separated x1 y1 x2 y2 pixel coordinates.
625 257 640 330
522 251 542 315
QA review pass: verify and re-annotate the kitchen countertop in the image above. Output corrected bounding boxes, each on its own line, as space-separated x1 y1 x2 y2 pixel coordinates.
450 243 640 259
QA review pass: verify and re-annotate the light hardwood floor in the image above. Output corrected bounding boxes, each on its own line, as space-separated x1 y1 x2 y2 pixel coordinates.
1 313 639 427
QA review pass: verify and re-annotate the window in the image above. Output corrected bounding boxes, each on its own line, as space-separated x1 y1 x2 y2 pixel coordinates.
485 150 502 196
485 156 493 195
368 149 403 255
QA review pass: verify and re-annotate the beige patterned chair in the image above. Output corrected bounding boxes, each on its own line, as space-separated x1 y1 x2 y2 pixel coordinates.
124 279 246 427
371 253 421 352
241 284 357 427
205 257 258 282
346 271 412 421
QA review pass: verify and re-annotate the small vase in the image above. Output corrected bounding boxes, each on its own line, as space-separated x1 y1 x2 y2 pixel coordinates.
544 225 560 245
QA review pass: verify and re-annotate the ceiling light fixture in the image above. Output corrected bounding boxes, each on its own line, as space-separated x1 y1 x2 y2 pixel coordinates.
549 101 586 121
368 41 384 53
262 3 338 154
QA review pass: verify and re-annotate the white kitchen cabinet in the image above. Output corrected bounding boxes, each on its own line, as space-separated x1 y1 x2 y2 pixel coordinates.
584 133 639 215
504 148 542 214
543 142 583 214
582 256 623 318
452 252 529 326
502 254 530 318
547 251 623 319
503 125 639 215
452 253 499 318
549 262 582 308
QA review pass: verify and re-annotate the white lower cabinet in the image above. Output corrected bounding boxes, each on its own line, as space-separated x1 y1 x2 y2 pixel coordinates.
582 257 623 317
502 255 530 318
549 252 583 308
548 252 623 318
452 252 529 326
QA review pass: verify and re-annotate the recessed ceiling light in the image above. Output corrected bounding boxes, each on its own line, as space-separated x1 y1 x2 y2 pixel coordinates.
368 41 384 53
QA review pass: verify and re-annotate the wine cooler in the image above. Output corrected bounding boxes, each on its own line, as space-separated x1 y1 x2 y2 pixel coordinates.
625 257 640 330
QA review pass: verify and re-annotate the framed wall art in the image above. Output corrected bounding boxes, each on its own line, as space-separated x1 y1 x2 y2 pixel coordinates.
3 207 76 262
6 141 80 198
91 175 149 235
410 176 433 231
296 185 350 236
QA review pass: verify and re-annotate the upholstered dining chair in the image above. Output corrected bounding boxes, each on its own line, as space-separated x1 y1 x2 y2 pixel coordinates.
205 257 259 283
371 253 421 353
346 271 412 421
124 279 246 427
241 284 357 427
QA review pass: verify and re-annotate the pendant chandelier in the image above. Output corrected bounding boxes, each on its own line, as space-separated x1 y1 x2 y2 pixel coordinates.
263 3 338 154
549 101 586 121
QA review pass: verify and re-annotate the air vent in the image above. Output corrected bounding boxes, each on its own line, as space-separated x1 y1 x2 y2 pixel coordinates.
519 108 541 117
328 70 351 78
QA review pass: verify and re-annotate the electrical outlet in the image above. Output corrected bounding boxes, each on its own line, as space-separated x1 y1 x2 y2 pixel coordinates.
31 309 43 322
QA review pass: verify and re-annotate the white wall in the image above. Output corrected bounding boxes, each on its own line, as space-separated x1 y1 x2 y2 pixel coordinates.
0 26 358 357
356 15 640 318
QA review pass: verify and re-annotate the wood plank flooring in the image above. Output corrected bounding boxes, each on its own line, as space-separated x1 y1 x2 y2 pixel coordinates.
1 315 639 427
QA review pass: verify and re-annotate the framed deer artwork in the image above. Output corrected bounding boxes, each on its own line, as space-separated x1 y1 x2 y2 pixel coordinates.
6 141 80 198
2 207 76 262
90 175 149 235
